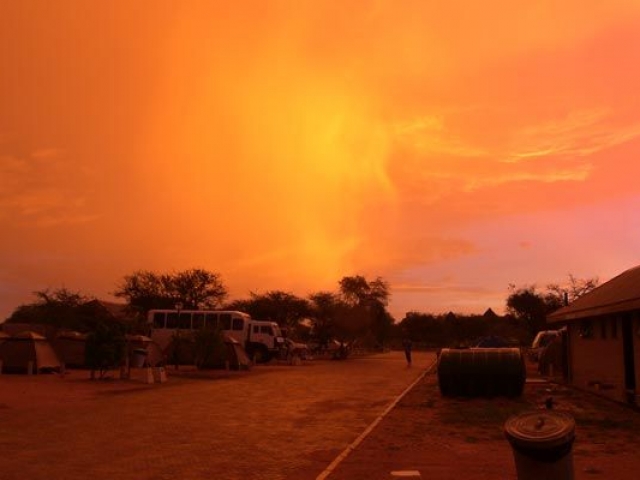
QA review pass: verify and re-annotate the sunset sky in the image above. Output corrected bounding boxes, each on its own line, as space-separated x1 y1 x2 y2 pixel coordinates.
2 1 640 322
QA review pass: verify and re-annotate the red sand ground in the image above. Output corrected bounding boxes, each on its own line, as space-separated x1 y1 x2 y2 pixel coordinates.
2 359 640 479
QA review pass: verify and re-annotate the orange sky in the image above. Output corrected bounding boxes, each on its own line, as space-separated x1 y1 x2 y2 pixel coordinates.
2 1 640 321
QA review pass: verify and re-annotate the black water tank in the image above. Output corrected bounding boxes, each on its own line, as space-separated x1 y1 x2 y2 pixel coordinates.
438 347 526 397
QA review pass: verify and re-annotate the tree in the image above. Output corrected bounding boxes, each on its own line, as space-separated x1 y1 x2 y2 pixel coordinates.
114 268 227 314
225 290 311 334
85 319 127 379
113 270 171 314
506 274 600 338
331 303 372 348
170 269 228 310
546 274 599 306
339 275 390 307
5 287 98 331
5 287 90 326
338 275 393 348
506 285 557 337
308 291 341 348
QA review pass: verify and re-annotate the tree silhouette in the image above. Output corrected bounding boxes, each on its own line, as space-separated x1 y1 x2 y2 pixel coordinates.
115 268 227 314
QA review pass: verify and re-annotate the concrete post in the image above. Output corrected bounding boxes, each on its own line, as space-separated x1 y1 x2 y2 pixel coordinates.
146 367 154 384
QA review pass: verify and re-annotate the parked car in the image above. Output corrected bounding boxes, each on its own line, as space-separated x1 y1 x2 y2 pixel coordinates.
284 338 310 360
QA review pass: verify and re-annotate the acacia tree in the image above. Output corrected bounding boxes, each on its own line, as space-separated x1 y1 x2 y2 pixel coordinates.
308 291 342 348
506 274 598 338
506 285 555 337
114 268 227 314
339 275 390 307
5 287 96 330
338 275 393 348
226 290 311 335
546 274 599 305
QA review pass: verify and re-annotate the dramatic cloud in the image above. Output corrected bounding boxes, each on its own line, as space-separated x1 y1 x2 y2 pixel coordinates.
1 1 640 319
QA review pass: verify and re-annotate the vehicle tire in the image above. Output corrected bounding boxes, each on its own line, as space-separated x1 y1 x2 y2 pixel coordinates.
251 345 272 364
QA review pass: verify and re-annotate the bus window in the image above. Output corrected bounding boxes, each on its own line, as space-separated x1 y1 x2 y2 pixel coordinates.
260 325 273 335
192 313 204 330
179 312 192 329
166 312 179 329
220 313 231 330
153 312 166 329
232 318 244 331
205 313 218 329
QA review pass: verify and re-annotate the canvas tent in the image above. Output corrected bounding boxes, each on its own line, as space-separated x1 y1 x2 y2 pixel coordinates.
0 331 62 373
53 331 88 368
224 334 251 370
168 333 251 370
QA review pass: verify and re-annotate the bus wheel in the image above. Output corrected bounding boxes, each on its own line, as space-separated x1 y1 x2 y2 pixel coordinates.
252 346 271 364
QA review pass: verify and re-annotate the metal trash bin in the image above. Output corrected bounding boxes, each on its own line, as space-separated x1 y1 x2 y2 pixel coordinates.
438 348 526 397
504 411 575 480
132 348 148 368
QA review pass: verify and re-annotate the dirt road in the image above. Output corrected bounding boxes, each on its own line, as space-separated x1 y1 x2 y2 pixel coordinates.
0 351 435 480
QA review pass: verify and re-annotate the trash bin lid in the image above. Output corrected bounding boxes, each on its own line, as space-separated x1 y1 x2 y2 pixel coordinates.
504 411 575 449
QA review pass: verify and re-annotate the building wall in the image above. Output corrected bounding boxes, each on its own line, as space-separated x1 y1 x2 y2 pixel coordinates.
568 315 626 403
633 312 640 401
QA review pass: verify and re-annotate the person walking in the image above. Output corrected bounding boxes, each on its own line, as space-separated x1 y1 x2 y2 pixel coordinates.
402 336 413 367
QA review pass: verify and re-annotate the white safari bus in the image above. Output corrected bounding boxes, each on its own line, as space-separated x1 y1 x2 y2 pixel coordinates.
147 309 285 362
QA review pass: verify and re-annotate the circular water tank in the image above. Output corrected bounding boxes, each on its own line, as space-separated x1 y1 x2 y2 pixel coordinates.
437 347 526 397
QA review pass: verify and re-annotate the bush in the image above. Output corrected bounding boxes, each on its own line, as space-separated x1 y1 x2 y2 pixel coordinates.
85 321 126 379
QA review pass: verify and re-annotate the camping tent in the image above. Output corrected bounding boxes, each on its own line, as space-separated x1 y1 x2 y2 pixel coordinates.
0 331 62 373
174 333 251 370
52 331 88 368
224 334 251 370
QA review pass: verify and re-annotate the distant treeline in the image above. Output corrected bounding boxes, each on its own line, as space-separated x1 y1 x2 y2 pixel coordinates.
396 310 532 348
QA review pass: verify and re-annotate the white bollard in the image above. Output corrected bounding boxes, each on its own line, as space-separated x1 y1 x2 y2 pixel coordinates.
146 367 154 384
27 360 34 375
156 366 167 383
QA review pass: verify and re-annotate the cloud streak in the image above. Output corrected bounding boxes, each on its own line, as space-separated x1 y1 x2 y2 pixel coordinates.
1 2 640 321
0 149 98 227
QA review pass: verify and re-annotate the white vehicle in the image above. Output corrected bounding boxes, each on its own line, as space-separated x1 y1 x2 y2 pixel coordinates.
529 330 561 362
147 309 285 362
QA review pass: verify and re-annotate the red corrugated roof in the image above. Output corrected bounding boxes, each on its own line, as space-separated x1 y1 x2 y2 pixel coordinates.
548 265 640 322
